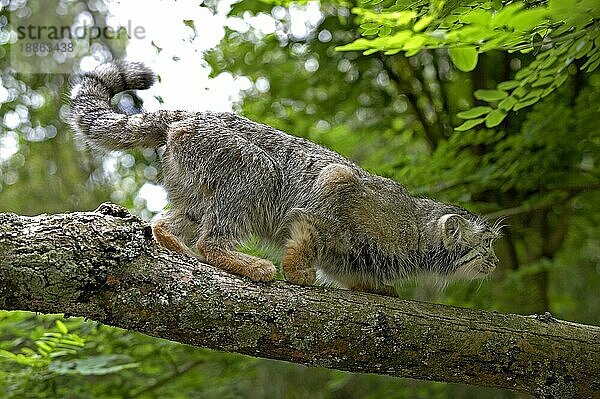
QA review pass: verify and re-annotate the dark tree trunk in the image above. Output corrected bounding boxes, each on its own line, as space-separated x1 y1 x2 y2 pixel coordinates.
0 204 598 398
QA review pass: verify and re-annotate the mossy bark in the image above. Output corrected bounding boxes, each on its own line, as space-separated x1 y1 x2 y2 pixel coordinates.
0 203 598 398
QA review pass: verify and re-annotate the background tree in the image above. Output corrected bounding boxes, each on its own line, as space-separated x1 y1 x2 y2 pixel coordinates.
1 0 599 397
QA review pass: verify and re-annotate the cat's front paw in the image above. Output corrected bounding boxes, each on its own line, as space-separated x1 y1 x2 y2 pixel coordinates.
285 268 316 286
247 259 277 282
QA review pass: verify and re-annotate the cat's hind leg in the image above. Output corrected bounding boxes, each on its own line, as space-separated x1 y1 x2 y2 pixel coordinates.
281 219 318 286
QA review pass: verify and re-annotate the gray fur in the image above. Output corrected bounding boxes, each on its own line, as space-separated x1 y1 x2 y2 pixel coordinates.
69 61 500 294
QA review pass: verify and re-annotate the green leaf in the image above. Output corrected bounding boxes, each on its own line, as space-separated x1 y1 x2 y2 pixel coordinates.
383 49 402 55
474 89 508 101
460 9 491 25
587 59 600 72
479 32 511 52
379 25 392 37
540 55 557 70
36 341 53 355
531 76 555 87
491 3 523 28
0 349 47 366
43 332 63 338
498 96 518 111
404 35 427 50
360 22 378 29
532 33 543 55
362 28 380 36
56 320 68 334
541 86 556 98
183 20 196 32
485 109 507 127
449 47 479 72
509 8 550 32
555 73 568 87
497 80 520 90
335 38 375 52
49 349 78 358
582 50 600 70
521 88 545 101
453 25 494 42
386 31 412 47
58 338 85 347
0 349 20 362
457 106 492 119
514 97 540 111
413 16 433 32
515 66 534 80
513 86 528 98
455 117 486 131
575 38 593 59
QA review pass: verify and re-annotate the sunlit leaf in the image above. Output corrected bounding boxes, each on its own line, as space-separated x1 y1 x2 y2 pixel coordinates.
379 25 392 37
497 80 520 90
587 59 600 72
498 96 518 111
531 76 555 87
485 109 507 127
509 8 550 32
512 86 529 98
460 9 491 25
455 117 486 131
490 3 524 28
36 341 53 355
404 35 427 50
521 88 544 101
514 97 540 111
457 106 492 119
449 47 479 72
474 89 508 101
413 16 433 32
56 320 68 334
363 28 380 36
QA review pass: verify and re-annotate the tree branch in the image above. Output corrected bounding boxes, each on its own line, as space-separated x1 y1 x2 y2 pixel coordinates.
379 54 440 150
484 183 600 220
0 204 598 398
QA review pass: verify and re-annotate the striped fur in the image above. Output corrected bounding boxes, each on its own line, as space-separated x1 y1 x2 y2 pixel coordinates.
68 61 501 294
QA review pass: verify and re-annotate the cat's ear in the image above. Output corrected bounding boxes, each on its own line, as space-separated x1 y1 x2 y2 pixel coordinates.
437 214 475 249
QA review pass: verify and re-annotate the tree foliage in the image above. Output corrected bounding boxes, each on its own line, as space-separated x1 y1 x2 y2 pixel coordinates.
338 0 600 129
1 0 599 397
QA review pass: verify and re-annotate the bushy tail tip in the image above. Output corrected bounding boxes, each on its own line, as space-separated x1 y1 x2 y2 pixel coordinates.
81 60 156 97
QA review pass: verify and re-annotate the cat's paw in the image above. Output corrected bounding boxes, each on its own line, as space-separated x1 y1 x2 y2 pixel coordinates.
247 259 277 282
285 268 316 286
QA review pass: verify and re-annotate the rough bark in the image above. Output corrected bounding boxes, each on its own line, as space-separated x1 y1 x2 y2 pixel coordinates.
0 204 598 398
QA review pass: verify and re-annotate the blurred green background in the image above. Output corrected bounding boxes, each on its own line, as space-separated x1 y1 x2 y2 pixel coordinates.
1 0 599 397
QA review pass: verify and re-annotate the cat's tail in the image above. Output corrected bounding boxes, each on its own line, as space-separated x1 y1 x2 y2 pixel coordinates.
68 60 189 150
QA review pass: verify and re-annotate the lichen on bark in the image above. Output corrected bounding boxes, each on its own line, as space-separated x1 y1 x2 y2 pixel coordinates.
0 205 599 398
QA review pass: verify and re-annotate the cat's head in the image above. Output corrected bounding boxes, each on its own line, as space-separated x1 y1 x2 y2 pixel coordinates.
436 212 502 279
